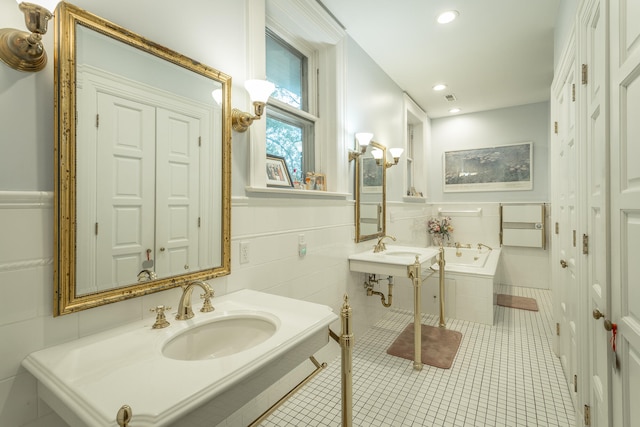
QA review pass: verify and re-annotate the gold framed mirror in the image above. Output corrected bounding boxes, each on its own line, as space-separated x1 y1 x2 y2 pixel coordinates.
355 141 386 242
54 2 232 315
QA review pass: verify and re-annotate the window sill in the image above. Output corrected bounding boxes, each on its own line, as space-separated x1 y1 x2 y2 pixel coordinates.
245 186 350 199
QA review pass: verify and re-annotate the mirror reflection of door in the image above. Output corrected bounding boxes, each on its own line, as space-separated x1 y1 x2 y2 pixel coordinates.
78 84 208 295
74 23 217 295
355 141 386 242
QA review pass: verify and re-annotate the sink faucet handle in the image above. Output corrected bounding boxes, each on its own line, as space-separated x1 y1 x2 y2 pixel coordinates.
200 289 215 313
149 305 172 329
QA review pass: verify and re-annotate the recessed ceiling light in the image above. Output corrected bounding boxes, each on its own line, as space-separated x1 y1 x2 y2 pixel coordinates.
433 84 447 91
437 10 459 24
449 107 461 114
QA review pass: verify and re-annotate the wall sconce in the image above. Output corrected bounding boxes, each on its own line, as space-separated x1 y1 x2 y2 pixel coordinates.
348 132 373 162
232 79 275 132
372 147 404 168
0 0 61 72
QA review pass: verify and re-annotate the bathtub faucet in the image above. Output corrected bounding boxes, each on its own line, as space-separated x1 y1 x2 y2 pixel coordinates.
477 243 493 251
455 242 462 257
374 235 396 253
175 280 215 320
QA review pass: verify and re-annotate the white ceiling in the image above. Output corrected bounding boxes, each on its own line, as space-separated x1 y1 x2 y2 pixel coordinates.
319 0 560 118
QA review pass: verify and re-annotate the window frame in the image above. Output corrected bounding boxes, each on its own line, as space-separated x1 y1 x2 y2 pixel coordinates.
245 0 346 196
265 27 317 182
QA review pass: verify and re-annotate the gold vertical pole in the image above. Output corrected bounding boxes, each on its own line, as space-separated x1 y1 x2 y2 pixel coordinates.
408 256 423 371
438 247 446 328
340 294 353 427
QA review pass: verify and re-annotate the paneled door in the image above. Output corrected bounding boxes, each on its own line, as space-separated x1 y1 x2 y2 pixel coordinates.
580 0 610 425
96 93 156 289
154 107 201 278
610 1 640 426
551 35 580 409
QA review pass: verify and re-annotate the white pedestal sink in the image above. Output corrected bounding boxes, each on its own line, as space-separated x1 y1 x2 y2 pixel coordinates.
349 244 442 371
22 290 337 426
349 245 440 277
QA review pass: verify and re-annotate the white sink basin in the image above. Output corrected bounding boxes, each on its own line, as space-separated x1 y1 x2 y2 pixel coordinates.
163 314 277 360
385 250 422 257
349 245 440 276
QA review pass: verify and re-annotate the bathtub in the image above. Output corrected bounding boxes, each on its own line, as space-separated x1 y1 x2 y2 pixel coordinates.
425 246 501 325
430 246 500 277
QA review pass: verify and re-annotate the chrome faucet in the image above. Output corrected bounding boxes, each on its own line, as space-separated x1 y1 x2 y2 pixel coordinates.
373 235 396 253
477 243 493 251
175 280 215 320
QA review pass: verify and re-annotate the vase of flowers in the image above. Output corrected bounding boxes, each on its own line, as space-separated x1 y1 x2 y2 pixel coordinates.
427 216 453 246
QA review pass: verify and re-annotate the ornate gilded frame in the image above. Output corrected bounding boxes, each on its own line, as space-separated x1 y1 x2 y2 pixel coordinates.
53 2 232 315
355 141 386 243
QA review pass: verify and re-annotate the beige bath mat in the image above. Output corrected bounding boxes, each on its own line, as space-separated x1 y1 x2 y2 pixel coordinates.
386 323 462 369
497 294 539 311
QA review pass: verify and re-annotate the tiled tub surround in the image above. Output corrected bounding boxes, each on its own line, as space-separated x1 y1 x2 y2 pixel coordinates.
393 246 501 325
21 290 337 427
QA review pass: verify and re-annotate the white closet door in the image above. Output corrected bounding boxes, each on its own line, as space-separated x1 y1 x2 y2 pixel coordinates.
96 93 156 290
551 42 580 408
610 1 640 426
155 108 200 278
581 0 611 425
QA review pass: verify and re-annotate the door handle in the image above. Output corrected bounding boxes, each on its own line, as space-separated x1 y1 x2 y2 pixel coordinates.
560 259 568 268
592 309 613 331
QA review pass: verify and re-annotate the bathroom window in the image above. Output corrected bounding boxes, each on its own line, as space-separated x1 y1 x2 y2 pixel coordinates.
406 124 414 194
266 29 316 185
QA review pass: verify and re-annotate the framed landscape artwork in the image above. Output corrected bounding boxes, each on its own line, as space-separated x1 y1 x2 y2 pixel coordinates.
362 157 383 193
443 142 533 192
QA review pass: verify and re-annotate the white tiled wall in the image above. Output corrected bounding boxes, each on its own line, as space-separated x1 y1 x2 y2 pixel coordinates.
429 203 551 289
0 192 383 426
0 194 551 426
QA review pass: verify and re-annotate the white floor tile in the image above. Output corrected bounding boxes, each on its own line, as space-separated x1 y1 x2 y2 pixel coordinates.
259 286 575 426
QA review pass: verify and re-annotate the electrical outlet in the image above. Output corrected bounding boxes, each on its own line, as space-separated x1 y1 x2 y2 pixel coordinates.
239 241 249 264
298 234 306 257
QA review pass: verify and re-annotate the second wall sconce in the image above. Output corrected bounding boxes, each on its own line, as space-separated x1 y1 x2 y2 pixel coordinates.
348 132 373 162
233 79 275 132
0 0 61 72
212 79 275 133
372 147 404 168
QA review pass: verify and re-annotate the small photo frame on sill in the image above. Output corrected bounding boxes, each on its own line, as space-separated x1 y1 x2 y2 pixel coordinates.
266 155 293 188
305 172 326 191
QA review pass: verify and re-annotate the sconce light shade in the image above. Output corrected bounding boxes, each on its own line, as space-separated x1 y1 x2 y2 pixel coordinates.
349 132 374 162
371 148 384 161
355 132 373 149
231 79 275 132
22 0 61 12
244 79 276 104
386 147 404 168
389 148 404 160
0 0 61 72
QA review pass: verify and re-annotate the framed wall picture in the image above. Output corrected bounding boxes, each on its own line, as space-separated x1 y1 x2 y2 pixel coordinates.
266 155 293 188
443 142 533 192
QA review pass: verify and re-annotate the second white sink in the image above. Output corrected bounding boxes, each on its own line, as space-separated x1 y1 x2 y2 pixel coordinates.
163 313 278 361
349 245 440 277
